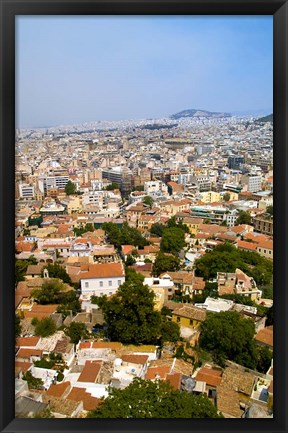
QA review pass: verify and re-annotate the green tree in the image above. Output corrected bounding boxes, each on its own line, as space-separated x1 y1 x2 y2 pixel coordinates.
235 210 252 225
223 192 231 202
199 311 258 368
56 290 81 317
15 256 37 284
125 254 136 267
42 263 72 284
105 182 120 191
160 228 186 254
65 180 77 195
88 378 222 418
256 346 273 374
266 205 273 216
22 371 44 390
150 222 165 237
64 322 88 344
160 320 180 344
33 317 57 338
94 269 161 344
167 216 189 233
32 280 64 304
142 196 154 208
153 252 181 277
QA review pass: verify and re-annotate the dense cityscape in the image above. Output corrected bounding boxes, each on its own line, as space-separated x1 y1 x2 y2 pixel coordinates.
15 111 273 419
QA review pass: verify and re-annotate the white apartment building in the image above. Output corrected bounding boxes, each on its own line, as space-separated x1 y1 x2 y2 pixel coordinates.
19 183 35 199
80 263 125 299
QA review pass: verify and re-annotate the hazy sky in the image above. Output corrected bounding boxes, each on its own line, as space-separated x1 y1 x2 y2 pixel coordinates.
16 16 273 128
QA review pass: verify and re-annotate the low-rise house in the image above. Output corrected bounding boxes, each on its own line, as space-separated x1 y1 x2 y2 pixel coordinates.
77 360 103 384
144 275 175 301
217 269 262 301
256 240 273 260
80 262 125 300
137 245 160 263
25 264 45 279
172 305 206 329
195 367 222 398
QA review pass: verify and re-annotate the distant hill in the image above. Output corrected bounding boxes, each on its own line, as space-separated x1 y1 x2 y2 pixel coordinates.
256 113 273 123
170 108 231 120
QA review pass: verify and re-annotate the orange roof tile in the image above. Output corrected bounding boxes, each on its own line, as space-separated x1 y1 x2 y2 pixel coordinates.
80 263 125 280
237 240 257 251
92 342 122 350
67 387 102 411
16 337 40 348
145 366 171 380
15 360 33 373
46 381 71 398
77 360 102 383
255 326 273 347
165 372 182 390
17 348 43 359
121 354 149 365
195 367 222 387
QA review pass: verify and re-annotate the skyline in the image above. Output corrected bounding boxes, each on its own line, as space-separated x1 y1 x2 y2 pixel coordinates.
16 15 273 128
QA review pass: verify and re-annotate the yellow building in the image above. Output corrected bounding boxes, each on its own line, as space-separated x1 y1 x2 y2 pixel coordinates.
200 191 221 204
172 305 206 329
182 217 203 236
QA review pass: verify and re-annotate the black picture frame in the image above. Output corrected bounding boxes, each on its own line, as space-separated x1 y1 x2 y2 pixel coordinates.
1 1 287 432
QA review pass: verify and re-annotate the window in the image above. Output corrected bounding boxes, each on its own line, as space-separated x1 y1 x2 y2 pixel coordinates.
109 292 112 295
269 250 272 254
118 280 121 285
100 292 104 296
176 317 180 323
189 319 193 325
264 249 267 253
109 281 112 286
85 282 89 288
99 281 103 287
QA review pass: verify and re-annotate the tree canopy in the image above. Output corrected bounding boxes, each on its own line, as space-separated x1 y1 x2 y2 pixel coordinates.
42 262 72 284
194 243 273 286
92 269 180 346
88 378 222 418
32 317 57 338
93 269 161 344
65 180 77 195
199 311 258 368
102 222 149 249
142 196 154 208
150 222 165 237
64 322 88 344
235 210 252 225
73 223 94 237
15 256 37 284
160 227 186 254
153 252 181 277
105 182 120 191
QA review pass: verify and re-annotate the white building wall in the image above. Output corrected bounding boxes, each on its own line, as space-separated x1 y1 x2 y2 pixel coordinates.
81 276 125 298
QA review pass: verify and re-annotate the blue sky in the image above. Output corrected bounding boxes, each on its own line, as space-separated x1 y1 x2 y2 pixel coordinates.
16 16 273 128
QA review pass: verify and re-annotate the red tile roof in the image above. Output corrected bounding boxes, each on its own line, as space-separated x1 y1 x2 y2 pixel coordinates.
121 354 149 365
195 367 222 387
17 348 43 359
16 337 40 348
46 381 71 398
80 263 125 279
255 326 273 348
77 360 102 383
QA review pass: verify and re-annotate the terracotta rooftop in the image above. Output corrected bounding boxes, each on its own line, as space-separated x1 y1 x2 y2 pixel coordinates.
26 264 45 275
172 305 206 322
121 354 149 365
16 337 40 348
220 366 256 396
42 394 81 417
237 240 257 251
67 387 102 411
77 360 102 383
80 263 125 279
145 365 171 380
255 326 273 348
257 240 273 250
25 304 58 320
17 348 43 359
217 385 242 418
195 367 222 387
165 372 182 390
15 360 32 374
46 381 71 398
92 342 122 350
